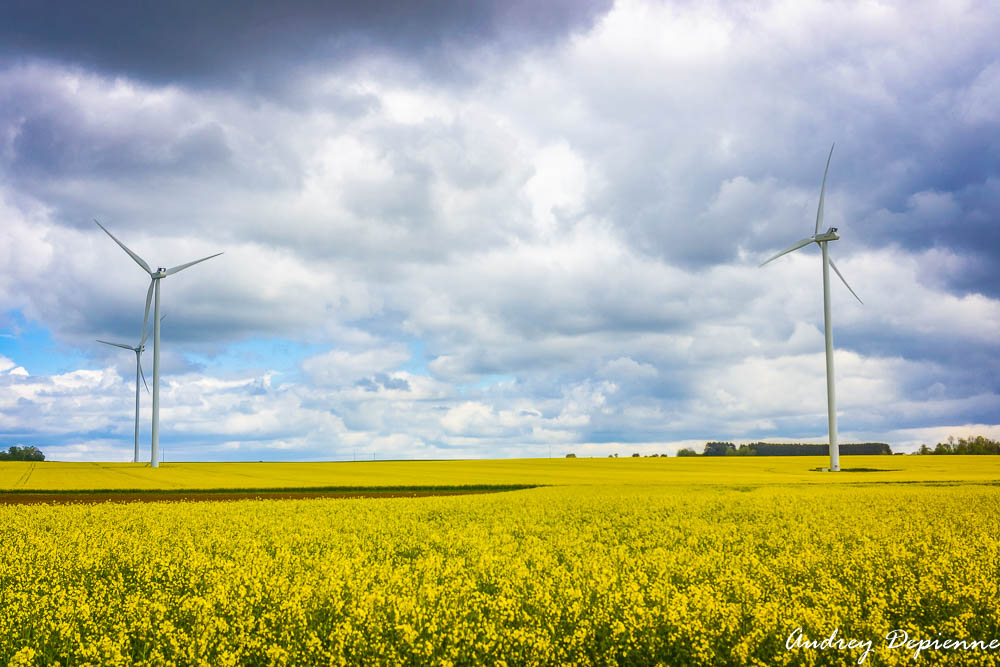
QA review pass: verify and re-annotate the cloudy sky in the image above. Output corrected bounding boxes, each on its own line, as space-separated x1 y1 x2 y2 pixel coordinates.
1 0 998 461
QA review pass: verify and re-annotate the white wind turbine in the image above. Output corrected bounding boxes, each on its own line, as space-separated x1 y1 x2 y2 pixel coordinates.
95 220 223 468
760 144 863 472
96 315 162 463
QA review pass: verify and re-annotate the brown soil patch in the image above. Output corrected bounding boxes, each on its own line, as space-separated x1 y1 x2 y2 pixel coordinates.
0 489 497 505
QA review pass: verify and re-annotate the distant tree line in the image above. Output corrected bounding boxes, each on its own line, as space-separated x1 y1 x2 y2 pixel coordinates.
677 442 893 457
588 437 998 457
599 453 670 458
917 436 1000 455
0 445 45 461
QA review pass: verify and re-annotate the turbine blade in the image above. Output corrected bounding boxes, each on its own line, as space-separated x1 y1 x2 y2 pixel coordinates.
141 312 166 347
165 252 224 276
139 358 149 393
759 237 815 267
140 280 154 344
829 258 863 304
815 144 835 235
97 339 134 351
94 219 152 274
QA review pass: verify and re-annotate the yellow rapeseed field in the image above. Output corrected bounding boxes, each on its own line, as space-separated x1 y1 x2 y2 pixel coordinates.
3 455 1000 491
1 457 998 665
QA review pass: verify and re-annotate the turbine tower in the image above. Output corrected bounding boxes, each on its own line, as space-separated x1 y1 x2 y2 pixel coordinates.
95 220 223 468
97 315 163 463
97 322 156 463
760 144 862 472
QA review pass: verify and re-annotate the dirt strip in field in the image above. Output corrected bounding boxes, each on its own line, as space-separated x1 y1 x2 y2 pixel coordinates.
0 489 518 505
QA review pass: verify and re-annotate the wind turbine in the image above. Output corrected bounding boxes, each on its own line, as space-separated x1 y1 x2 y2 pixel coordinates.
759 144 862 472
95 220 223 468
96 315 162 463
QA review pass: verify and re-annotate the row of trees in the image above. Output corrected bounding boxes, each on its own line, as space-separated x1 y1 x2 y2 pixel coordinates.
0 445 45 461
677 442 893 457
566 453 670 458
917 436 1000 455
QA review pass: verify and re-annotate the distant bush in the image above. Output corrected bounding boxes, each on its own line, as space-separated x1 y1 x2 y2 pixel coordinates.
700 442 759 456
703 442 736 456
702 442 736 456
919 436 1000 455
565 453 576 458
676 448 699 457
0 445 45 461
695 442 892 457
631 453 640 458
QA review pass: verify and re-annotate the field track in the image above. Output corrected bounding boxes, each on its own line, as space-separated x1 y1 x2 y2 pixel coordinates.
0 484 533 505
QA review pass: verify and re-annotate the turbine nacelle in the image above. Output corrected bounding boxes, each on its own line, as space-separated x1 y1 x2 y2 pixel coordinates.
758 146 860 306
814 227 839 242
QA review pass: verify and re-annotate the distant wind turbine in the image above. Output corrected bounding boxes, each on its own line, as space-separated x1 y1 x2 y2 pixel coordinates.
760 144 863 472
95 220 223 468
96 315 162 463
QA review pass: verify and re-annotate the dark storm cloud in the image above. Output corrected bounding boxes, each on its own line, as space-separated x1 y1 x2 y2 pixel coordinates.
600 96 1000 281
10 107 232 181
525 2 1000 300
0 69 304 214
859 173 1000 298
1 0 613 88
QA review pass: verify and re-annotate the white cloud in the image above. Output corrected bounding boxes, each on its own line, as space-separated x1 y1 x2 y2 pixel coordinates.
600 357 658 380
524 142 593 235
302 346 411 386
441 401 502 435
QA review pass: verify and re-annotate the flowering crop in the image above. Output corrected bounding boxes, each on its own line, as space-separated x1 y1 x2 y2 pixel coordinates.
3 455 1000 492
1 461 998 665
